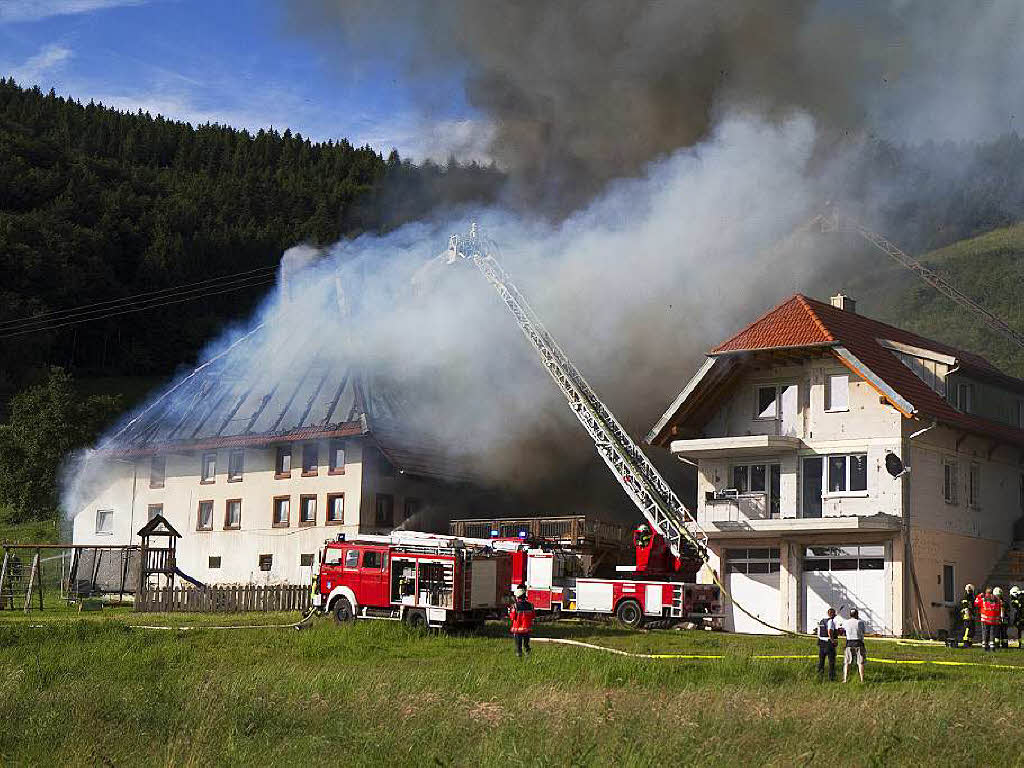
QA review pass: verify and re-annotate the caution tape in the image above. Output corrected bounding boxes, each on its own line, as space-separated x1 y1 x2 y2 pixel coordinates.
531 637 1024 670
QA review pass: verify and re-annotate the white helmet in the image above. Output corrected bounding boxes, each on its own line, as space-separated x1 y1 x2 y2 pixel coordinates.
637 523 649 532
514 586 527 598
1010 586 1021 597
993 586 1004 597
964 583 975 593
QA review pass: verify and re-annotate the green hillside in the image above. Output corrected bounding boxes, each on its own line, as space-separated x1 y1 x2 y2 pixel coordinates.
844 224 1024 378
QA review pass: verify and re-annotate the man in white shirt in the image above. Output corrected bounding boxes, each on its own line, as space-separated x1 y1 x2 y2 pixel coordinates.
839 608 867 682
816 608 838 681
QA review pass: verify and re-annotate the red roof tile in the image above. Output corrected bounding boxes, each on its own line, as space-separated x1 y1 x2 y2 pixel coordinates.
713 295 833 353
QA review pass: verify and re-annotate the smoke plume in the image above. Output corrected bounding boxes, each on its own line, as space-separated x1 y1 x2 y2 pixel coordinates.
281 1 1024 206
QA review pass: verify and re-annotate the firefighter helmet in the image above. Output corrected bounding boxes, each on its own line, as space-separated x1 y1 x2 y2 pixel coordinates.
1010 586 1021 597
514 586 527 598
993 586 1003 597
637 523 649 533
964 583 975 593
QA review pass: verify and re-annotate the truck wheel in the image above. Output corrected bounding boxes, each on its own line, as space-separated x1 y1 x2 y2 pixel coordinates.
616 599 644 629
332 597 354 623
405 609 427 630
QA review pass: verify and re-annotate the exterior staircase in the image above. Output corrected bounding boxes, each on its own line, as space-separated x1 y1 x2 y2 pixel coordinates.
985 541 1024 589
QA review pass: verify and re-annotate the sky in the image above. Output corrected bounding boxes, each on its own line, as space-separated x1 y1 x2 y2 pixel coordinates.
0 0 493 162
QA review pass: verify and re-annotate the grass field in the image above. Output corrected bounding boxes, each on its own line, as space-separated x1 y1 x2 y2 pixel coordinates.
1 610 1023 767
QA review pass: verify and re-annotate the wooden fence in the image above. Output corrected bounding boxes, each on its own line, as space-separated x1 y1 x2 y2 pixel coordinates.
135 584 311 613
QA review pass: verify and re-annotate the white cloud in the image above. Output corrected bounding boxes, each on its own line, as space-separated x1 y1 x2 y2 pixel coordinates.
9 42 71 86
0 0 146 24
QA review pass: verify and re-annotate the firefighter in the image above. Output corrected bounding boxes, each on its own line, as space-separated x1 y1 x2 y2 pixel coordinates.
975 586 1002 651
635 524 652 549
958 584 976 647
994 587 1009 649
1010 586 1024 648
509 585 536 658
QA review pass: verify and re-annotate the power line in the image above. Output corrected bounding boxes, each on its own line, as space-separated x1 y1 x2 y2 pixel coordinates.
0 278 276 339
0 265 278 330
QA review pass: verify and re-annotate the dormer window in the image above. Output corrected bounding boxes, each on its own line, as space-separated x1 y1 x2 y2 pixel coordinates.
880 339 953 396
955 382 974 414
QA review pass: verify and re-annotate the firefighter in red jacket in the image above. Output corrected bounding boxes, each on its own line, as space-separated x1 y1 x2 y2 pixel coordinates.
975 586 1003 651
509 585 536 657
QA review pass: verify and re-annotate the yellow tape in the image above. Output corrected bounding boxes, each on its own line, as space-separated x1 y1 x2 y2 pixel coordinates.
532 638 1024 670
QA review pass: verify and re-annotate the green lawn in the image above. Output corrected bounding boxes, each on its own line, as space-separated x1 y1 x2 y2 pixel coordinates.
1 611 1022 766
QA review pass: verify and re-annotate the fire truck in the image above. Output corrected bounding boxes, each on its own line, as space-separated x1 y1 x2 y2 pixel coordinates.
495 527 722 628
312 533 511 629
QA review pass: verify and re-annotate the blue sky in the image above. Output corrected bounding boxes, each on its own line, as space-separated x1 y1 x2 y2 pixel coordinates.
0 0 492 161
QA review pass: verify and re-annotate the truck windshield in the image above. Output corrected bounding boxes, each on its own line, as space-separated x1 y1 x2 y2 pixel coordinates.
324 549 342 566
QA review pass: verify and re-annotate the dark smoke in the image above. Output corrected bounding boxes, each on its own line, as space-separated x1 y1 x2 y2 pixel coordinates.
281 1 1024 208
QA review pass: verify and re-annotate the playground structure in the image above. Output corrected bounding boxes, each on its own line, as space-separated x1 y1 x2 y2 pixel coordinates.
0 542 139 610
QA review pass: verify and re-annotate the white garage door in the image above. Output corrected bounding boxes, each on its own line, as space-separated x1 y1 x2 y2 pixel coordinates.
725 548 782 635
802 545 890 634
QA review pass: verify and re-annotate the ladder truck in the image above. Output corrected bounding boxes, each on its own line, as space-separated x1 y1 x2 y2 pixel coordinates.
445 225 723 628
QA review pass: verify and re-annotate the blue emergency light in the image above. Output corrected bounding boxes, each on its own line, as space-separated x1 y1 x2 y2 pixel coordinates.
490 530 499 537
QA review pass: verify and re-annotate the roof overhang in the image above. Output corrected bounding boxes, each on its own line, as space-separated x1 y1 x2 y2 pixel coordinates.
833 346 916 417
700 514 903 539
646 357 718 445
100 421 367 458
669 435 802 459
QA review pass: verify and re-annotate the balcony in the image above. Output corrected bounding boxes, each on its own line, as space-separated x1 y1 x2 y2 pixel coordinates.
699 493 773 525
670 434 802 461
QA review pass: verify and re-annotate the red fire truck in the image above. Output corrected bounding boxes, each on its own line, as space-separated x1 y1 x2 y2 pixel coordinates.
496 527 723 628
312 533 511 629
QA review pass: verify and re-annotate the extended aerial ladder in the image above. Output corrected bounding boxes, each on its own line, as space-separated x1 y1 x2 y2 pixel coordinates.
816 210 1024 351
446 225 708 567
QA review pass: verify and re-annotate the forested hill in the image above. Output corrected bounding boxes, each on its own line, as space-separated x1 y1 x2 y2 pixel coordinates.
0 78 503 395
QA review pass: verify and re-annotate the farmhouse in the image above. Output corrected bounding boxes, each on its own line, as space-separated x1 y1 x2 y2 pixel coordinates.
70 328 481 586
648 293 1024 636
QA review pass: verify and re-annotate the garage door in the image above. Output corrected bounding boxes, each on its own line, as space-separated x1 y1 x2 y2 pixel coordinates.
802 545 889 634
725 548 782 635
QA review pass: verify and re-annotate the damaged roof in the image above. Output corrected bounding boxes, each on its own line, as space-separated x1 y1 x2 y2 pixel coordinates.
101 327 474 482
649 293 1024 448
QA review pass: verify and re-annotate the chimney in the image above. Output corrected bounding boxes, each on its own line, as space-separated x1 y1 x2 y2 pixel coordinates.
830 293 856 313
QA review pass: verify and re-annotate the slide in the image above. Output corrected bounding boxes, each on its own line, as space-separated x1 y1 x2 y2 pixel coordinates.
173 568 208 590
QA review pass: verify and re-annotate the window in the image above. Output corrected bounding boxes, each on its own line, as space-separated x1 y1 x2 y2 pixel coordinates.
404 498 421 523
804 545 884 571
327 493 345 524
725 548 781 574
208 556 221 569
324 548 343 566
757 386 779 419
275 445 292 478
95 508 114 535
943 461 959 505
968 464 980 508
197 500 214 531
299 495 317 526
259 554 273 572
147 503 163 521
329 440 346 474
273 496 290 527
300 553 315 567
942 564 955 605
224 499 242 529
802 457 823 518
755 384 797 420
149 456 165 489
375 494 394 528
302 443 319 476
956 382 974 413
201 452 217 483
362 550 383 569
826 454 867 494
730 464 781 518
826 374 849 412
344 549 359 568
228 450 244 481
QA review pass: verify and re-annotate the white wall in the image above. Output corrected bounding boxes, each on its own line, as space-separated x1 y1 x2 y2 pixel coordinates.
695 358 904 520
